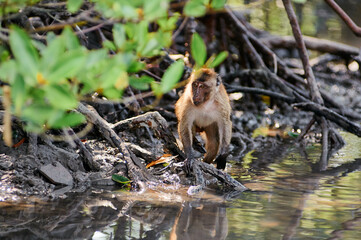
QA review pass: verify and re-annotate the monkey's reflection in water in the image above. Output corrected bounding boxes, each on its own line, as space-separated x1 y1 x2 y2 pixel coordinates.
123 200 228 240
175 202 228 240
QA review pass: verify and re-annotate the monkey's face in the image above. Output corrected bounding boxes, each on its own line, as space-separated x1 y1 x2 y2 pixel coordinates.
191 80 211 106
191 68 219 106
190 68 218 106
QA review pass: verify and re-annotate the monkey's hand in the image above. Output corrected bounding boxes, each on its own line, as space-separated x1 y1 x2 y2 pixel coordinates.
184 158 194 175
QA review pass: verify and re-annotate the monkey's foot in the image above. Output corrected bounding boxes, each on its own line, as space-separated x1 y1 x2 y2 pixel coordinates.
184 158 195 175
215 154 228 169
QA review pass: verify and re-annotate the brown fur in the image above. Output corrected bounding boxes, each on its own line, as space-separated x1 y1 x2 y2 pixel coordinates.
175 68 232 170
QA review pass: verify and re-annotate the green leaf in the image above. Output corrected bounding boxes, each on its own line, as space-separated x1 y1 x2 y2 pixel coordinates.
140 38 160 57
151 82 162 97
40 37 65 70
127 61 145 73
184 0 206 17
113 24 126 49
160 60 184 93
45 85 78 110
67 0 83 13
287 131 300 138
112 174 131 185
129 75 154 90
9 27 39 83
47 49 86 83
124 22 136 39
211 0 226 9
120 5 139 20
0 45 10 62
49 112 86 129
22 105 57 128
208 51 228 68
103 40 117 51
11 75 26 115
144 0 168 21
103 88 123 99
83 49 107 69
134 21 148 48
101 65 128 89
191 33 207 68
155 31 172 47
157 13 180 32
0 60 17 83
63 27 80 50
46 32 56 42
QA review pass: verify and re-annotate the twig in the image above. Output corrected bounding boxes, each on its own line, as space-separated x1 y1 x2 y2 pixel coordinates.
239 32 265 68
225 84 295 103
296 117 316 141
172 17 189 40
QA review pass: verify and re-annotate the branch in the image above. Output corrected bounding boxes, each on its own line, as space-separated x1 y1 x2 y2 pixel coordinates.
261 35 359 56
293 102 361 137
198 162 247 191
325 0 361 37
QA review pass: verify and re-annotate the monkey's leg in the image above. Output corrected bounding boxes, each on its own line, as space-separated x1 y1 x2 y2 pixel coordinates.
215 149 229 169
203 122 220 164
179 120 195 174
192 126 206 154
215 119 232 169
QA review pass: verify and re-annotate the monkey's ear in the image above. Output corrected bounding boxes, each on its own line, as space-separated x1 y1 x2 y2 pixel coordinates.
216 75 222 86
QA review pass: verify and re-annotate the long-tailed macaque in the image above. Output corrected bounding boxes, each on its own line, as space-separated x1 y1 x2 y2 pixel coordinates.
175 68 232 172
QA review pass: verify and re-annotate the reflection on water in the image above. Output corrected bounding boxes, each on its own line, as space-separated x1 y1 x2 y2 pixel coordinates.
1 133 361 239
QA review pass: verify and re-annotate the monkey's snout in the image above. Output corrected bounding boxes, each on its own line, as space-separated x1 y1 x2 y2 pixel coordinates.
193 99 202 106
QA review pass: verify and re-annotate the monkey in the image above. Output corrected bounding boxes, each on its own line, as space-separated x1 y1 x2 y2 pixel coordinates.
175 68 232 173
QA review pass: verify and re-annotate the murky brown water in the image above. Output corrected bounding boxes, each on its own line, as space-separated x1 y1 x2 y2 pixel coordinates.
1 133 360 239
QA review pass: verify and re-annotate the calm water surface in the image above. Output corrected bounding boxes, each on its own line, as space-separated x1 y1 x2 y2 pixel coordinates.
1 133 360 239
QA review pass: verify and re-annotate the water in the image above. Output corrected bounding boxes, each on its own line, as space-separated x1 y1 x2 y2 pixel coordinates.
1 133 360 239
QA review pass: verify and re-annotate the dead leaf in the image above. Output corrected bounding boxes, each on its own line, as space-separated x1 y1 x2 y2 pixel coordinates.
146 154 177 168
